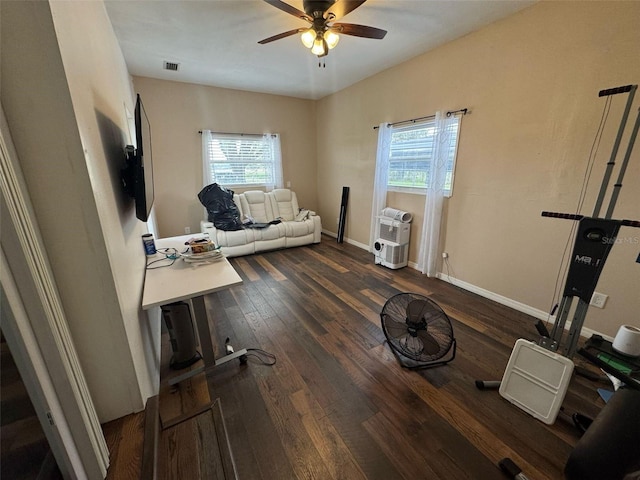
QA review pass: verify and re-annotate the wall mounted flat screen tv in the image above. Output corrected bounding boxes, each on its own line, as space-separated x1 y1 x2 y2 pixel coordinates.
122 94 154 222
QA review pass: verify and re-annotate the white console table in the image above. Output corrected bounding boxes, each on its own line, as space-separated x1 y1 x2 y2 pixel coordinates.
142 234 244 385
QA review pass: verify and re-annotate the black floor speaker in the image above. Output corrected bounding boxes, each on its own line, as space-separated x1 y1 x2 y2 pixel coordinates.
338 186 349 243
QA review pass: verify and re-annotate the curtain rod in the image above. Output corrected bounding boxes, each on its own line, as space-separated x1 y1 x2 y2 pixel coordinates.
198 130 277 137
372 108 469 130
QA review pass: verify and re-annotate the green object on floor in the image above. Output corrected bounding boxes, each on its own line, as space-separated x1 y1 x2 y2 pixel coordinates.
597 352 633 374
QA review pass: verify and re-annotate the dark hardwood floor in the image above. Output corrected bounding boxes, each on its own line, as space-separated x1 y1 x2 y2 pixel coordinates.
1 333 63 480
104 235 604 480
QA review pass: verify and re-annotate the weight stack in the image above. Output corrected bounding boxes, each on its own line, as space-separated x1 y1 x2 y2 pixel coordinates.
161 301 201 370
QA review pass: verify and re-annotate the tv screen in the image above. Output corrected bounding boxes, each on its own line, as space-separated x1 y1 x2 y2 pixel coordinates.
133 93 154 222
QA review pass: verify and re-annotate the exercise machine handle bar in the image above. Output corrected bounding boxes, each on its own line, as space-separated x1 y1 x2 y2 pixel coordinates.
541 211 583 221
541 212 640 227
599 84 635 97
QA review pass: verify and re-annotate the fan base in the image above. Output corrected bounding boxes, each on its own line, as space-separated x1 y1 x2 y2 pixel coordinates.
387 339 456 370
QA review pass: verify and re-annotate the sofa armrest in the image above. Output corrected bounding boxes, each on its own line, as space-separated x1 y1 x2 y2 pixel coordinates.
201 220 220 246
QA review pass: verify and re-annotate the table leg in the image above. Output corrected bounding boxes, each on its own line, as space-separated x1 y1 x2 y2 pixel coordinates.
167 295 248 387
191 295 216 366
167 295 211 386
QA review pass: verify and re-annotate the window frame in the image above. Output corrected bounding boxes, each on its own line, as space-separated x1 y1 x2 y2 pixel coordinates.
386 116 461 197
203 132 282 189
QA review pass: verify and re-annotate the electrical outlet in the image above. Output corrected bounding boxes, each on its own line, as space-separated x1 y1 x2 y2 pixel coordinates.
442 252 449 259
590 292 608 309
184 227 191 234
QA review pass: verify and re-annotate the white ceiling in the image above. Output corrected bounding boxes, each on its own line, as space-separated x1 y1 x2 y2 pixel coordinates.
105 0 535 100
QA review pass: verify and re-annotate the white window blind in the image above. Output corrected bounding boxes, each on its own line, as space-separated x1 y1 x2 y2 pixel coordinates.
203 132 282 189
388 116 460 196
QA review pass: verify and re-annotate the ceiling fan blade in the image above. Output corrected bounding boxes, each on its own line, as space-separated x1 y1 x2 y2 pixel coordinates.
258 28 307 44
264 0 313 23
331 22 387 39
325 0 367 21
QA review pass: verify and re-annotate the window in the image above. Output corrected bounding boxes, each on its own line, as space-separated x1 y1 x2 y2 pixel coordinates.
202 132 282 189
387 116 460 196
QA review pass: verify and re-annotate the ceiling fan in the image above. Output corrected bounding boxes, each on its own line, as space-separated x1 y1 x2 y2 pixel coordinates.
258 0 387 58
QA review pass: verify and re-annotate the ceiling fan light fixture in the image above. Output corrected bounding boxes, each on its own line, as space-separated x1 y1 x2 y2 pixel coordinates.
300 28 315 48
324 30 339 49
311 36 327 56
259 0 388 62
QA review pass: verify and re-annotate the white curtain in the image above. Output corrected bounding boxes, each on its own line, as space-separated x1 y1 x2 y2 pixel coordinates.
265 133 284 190
369 123 391 252
201 129 213 186
418 112 457 276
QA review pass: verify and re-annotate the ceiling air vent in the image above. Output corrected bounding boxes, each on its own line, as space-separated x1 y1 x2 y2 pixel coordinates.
163 61 179 71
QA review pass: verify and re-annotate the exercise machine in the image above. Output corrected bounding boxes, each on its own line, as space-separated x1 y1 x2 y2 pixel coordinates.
498 83 640 361
479 85 640 478
541 84 640 358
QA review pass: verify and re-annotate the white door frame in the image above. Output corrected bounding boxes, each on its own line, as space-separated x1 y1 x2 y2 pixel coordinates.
0 108 109 479
1 250 86 478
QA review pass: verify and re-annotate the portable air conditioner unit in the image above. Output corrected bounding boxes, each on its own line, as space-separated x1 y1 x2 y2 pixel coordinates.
374 239 409 269
377 216 411 245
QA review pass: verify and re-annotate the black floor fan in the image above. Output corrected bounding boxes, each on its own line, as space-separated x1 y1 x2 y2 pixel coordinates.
381 293 456 369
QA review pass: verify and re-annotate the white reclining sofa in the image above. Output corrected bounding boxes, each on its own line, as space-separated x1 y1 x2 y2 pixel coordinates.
200 189 321 257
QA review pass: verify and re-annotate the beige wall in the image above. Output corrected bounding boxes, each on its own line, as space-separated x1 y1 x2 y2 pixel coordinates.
316 1 640 337
131 77 318 238
2 1 159 422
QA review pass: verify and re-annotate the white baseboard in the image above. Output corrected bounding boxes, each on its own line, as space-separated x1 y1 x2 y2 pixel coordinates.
436 273 551 321
323 230 611 341
321 230 370 251
436 273 612 342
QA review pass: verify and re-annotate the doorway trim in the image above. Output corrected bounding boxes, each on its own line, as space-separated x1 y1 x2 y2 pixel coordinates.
0 107 109 478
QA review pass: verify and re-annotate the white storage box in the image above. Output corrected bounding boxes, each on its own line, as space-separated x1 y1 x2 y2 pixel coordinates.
499 339 574 425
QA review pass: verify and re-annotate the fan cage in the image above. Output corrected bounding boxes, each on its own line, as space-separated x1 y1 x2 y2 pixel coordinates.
380 292 456 369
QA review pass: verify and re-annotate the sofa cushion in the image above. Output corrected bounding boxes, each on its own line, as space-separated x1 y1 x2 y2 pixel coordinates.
239 190 275 223
253 223 286 241
216 228 256 247
284 218 315 238
270 189 299 221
